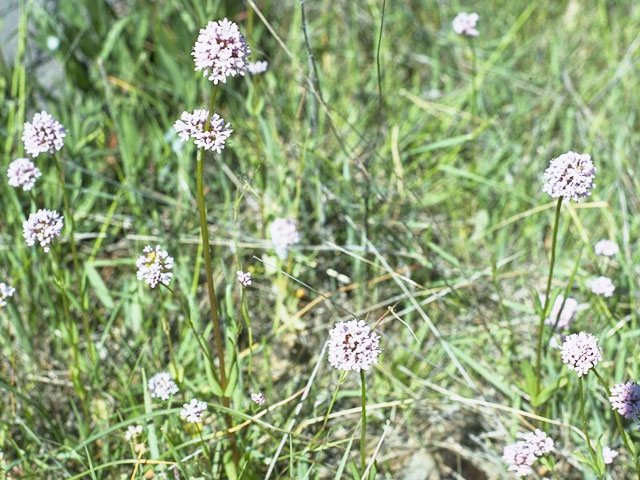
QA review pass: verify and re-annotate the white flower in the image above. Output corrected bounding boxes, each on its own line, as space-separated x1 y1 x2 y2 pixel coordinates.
589 276 615 297
236 271 252 287
247 60 268 75
180 398 207 423
452 12 479 37
148 372 179 400
594 239 619 257
136 245 174 288
124 425 143 441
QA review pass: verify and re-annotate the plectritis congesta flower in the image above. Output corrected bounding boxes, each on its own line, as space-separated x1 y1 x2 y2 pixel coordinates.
594 239 619 257
609 381 640 420
136 245 174 288
173 109 232 153
192 18 250 84
589 276 615 297
544 295 578 330
452 12 479 37
247 60 268 75
22 111 66 157
7 158 42 191
269 218 300 259
328 319 381 372
0 282 16 309
148 372 179 400
23 209 64 252
542 151 595 201
560 332 602 376
180 398 208 423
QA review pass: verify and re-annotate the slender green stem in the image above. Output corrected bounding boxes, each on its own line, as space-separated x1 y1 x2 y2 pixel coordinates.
593 368 640 479
535 198 563 398
159 295 178 379
578 376 599 467
196 86 240 468
468 38 478 116
360 370 367 476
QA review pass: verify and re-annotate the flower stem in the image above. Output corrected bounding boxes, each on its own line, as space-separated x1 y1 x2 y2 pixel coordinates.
196 87 240 468
535 198 563 399
468 37 478 116
578 376 599 467
593 368 640 479
360 370 367 476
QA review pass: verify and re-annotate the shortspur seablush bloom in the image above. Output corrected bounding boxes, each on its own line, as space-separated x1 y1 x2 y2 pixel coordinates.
148 372 179 400
560 332 601 376
173 109 232 153
542 151 596 201
247 60 268 75
452 12 479 37
269 218 300 259
136 245 174 289
7 158 42 191
124 425 143 441
236 271 252 287
0 283 16 309
609 381 640 420
23 209 63 252
251 392 266 405
603 446 619 465
594 239 619 257
589 276 615 297
543 294 578 330
22 111 66 157
328 319 381 372
192 18 250 84
503 430 554 477
180 398 207 423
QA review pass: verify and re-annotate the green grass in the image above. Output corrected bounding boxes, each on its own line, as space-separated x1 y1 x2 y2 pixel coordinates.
2 0 640 478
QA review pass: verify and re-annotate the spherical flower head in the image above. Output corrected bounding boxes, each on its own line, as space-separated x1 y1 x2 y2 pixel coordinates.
269 218 300 259
328 319 381 372
603 446 619 465
518 429 554 456
192 18 251 84
452 12 479 37
23 209 64 252
180 398 207 423
247 60 268 75
148 372 179 400
0 282 16 309
124 424 143 441
7 158 42 191
594 239 619 257
589 276 615 297
251 392 266 405
542 151 596 202
543 295 578 330
173 109 232 153
236 271 252 287
136 245 174 288
22 111 66 157
609 381 640 420
502 441 536 477
560 332 602 376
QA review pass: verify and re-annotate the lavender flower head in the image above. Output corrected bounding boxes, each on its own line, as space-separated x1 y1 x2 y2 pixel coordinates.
251 392 266 405
23 209 64 252
560 332 602 376
269 218 300 259
594 239 619 257
603 446 619 465
0 283 16 309
136 245 174 288
452 12 479 37
589 276 615 297
247 60 268 75
542 151 596 202
609 381 640 420
22 111 66 157
7 158 42 191
148 372 179 400
124 425 143 441
328 319 381 372
173 109 232 153
180 398 208 423
236 271 252 287
543 295 578 330
502 442 536 477
503 430 554 477
192 18 250 84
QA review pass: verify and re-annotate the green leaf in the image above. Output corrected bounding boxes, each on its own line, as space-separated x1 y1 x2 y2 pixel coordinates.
85 264 115 309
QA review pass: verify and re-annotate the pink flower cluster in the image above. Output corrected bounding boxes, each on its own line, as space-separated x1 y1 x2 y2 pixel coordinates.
609 381 640 420
542 151 596 202
192 18 250 84
0 282 16 308
452 12 479 37
560 332 602 376
7 158 42 191
136 245 174 288
543 294 578 330
23 209 64 252
328 319 381 372
502 429 554 477
173 109 232 153
22 111 66 157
